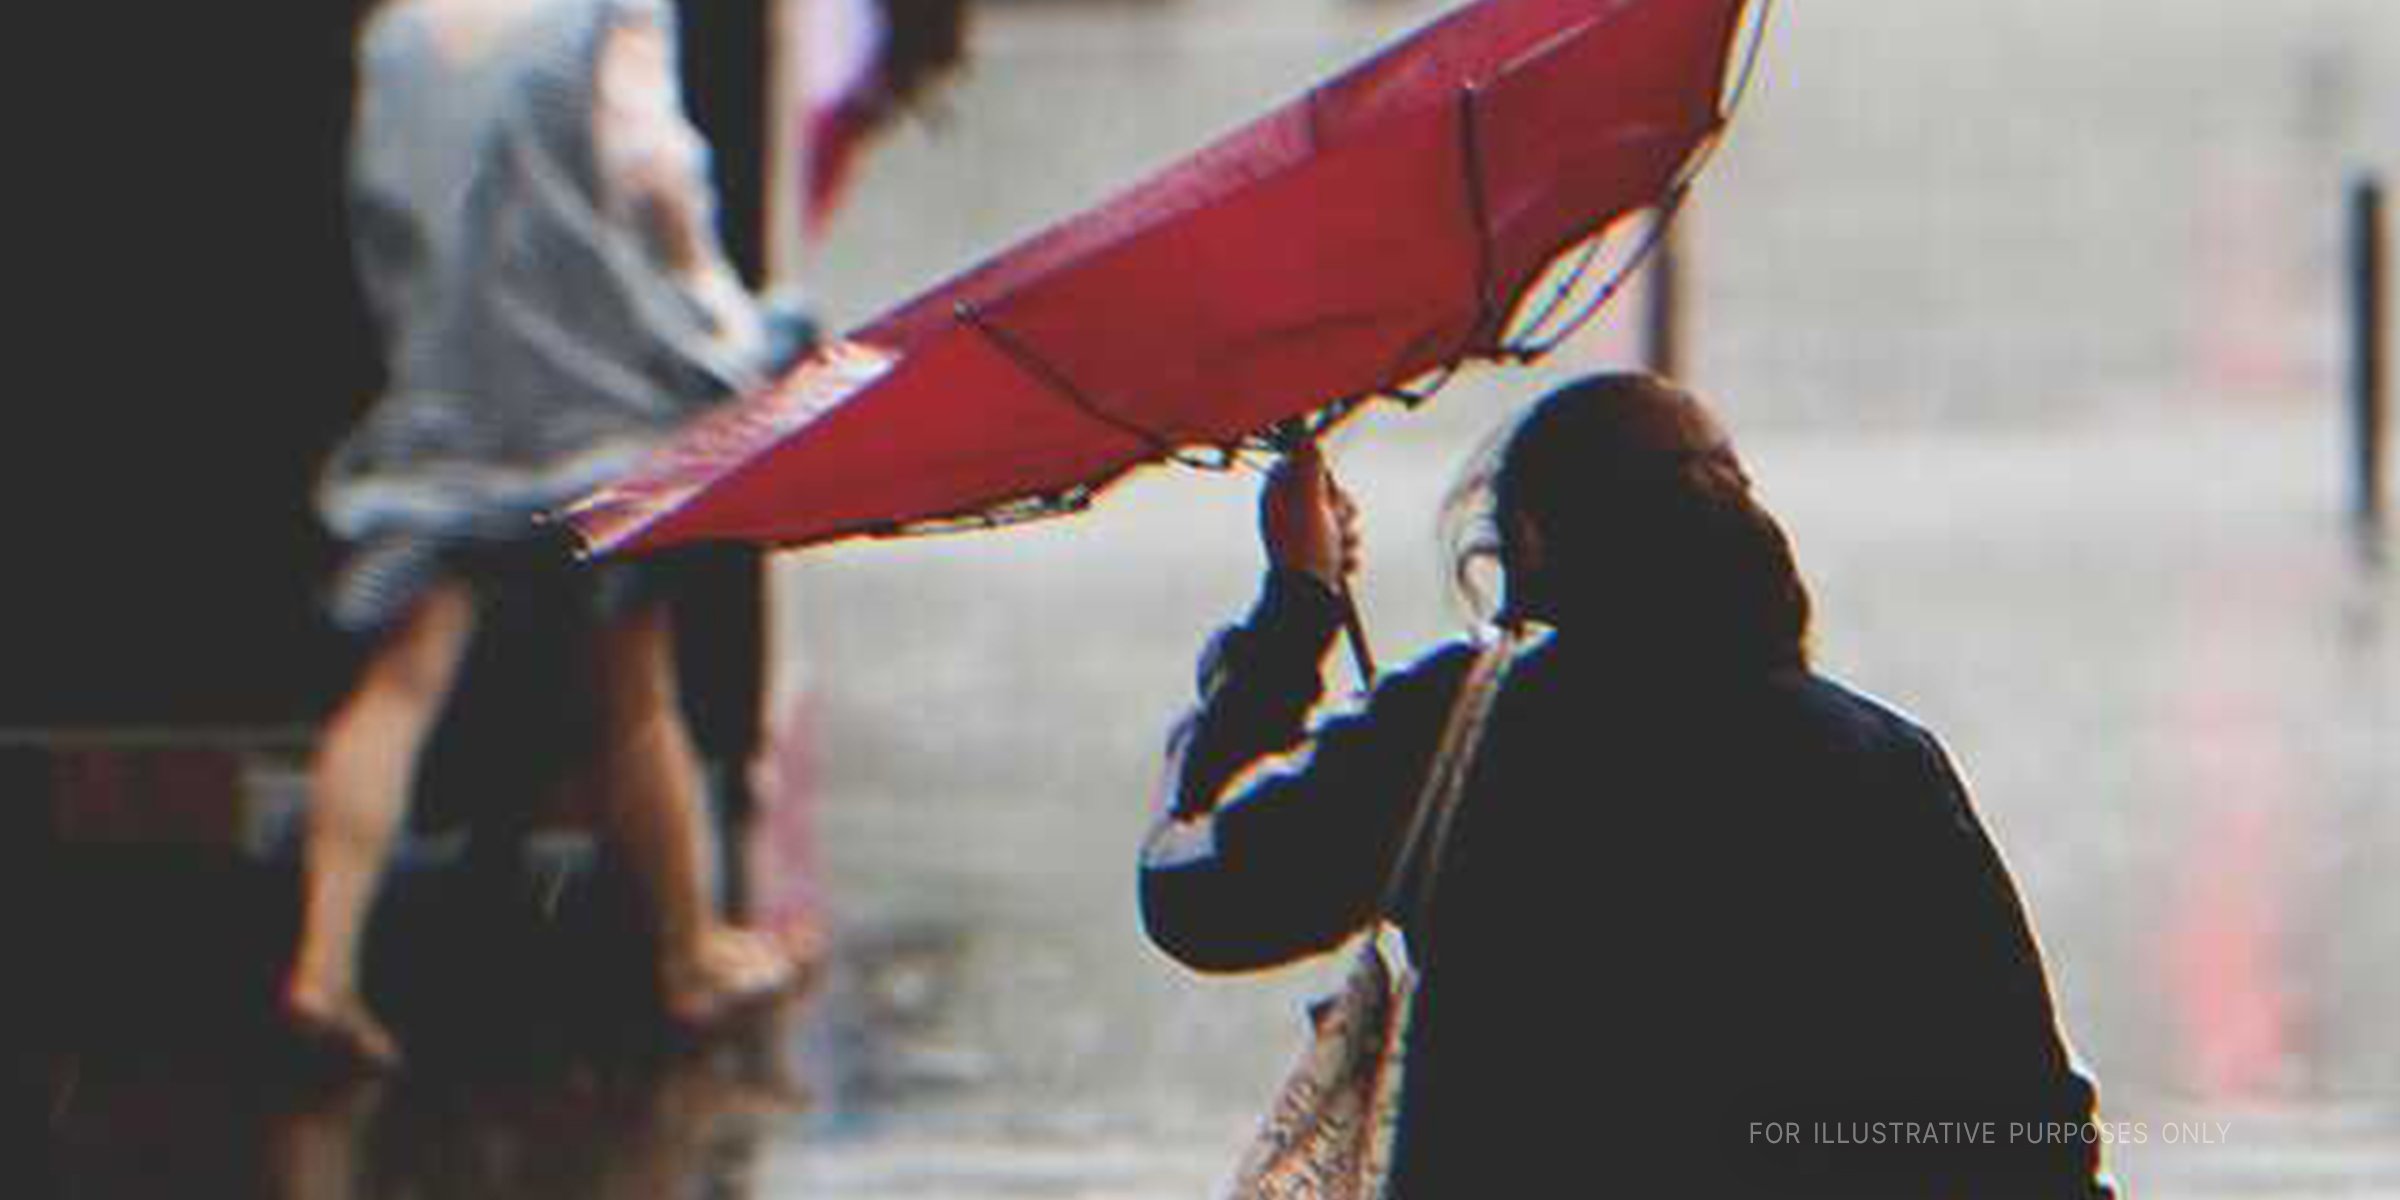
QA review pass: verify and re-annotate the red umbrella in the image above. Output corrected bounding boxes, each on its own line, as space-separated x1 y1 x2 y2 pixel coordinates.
568 0 1769 557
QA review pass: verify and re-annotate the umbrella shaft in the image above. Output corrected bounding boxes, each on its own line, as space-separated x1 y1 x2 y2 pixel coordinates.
1333 578 1378 685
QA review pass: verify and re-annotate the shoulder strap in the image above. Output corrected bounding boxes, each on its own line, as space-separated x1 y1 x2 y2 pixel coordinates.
1376 628 1523 931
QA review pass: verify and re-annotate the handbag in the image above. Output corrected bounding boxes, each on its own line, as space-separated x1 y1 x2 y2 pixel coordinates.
1225 628 1523 1200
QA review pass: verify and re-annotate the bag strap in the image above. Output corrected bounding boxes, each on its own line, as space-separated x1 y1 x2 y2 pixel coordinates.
1375 627 1523 943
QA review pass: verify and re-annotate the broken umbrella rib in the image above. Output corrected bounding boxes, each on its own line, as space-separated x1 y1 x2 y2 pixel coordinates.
952 300 1237 472
877 483 1100 542
1498 0 1775 359
1505 179 1693 363
1321 84 1498 422
1456 80 1504 354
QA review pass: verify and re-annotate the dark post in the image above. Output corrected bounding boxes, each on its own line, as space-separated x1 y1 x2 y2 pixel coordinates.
2354 176 2388 542
676 0 776 915
1645 215 1684 380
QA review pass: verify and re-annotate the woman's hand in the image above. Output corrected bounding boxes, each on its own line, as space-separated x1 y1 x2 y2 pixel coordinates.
1260 442 1362 589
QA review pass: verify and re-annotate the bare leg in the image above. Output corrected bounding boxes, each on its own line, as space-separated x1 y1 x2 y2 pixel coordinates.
591 606 807 1025
285 584 478 1067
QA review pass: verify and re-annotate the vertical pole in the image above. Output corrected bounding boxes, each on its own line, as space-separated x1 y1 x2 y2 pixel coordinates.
765 0 808 289
2353 175 2388 543
1645 215 1685 380
677 0 772 288
674 0 776 916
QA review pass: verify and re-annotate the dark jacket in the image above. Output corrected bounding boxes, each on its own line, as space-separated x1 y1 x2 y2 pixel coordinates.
1141 572 2113 1198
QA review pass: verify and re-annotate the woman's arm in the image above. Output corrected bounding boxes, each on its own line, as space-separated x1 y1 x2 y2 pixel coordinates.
1139 567 1472 975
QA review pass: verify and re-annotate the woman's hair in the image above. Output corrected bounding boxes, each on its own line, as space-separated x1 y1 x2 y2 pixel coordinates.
1442 373 1812 670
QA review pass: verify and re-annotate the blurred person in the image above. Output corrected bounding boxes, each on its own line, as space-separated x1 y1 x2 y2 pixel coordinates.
1141 374 2113 1197
288 0 820 1068
795 0 971 237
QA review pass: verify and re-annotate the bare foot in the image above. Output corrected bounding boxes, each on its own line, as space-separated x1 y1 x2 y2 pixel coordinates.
660 925 810 1031
283 979 403 1071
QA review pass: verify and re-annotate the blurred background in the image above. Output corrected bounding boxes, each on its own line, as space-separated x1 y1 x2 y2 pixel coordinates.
779 0 2397 1193
23 0 2399 1195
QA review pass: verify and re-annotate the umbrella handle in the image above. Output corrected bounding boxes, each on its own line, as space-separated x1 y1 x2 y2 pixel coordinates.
1331 577 1379 687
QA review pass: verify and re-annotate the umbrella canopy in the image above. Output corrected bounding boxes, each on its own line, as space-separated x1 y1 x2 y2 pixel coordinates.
569 0 1764 555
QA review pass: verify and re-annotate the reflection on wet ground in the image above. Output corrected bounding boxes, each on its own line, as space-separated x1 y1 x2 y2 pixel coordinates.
36 919 951 1200
36 922 1230 1200
46 1024 804 1199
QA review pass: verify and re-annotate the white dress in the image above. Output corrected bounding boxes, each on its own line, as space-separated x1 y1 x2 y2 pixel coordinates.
320 0 800 631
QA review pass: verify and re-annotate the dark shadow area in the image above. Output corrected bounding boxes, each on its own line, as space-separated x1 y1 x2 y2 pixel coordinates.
42 1010 809 1200
30 842 819 1199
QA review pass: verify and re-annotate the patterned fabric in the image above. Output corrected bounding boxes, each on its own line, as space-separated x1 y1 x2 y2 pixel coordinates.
321 0 797 630
1226 941 1411 1200
1225 634 1520 1200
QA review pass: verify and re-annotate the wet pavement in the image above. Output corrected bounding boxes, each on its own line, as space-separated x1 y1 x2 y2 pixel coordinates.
37 0 2400 1194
